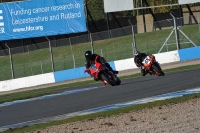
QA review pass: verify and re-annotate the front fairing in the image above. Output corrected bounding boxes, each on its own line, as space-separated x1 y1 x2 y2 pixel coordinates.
142 55 156 70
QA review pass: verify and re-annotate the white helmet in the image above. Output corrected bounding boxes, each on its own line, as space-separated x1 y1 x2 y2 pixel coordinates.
134 50 140 56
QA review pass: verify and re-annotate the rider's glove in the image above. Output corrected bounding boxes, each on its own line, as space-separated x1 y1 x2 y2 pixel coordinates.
87 71 92 77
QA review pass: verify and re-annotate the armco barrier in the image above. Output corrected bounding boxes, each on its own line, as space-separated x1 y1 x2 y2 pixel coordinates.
114 50 180 71
0 73 55 92
0 47 200 92
153 50 180 64
178 46 200 61
53 62 116 83
114 58 136 71
54 66 89 82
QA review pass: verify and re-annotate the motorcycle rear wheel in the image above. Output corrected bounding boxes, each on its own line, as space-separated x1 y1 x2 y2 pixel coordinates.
100 73 116 86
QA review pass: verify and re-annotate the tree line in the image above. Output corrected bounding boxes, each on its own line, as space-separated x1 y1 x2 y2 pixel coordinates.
86 0 198 21
1 0 198 21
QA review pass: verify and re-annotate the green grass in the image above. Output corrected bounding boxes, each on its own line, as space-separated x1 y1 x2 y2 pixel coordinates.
0 24 200 80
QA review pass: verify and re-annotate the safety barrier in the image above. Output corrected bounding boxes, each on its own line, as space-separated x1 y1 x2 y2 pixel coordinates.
114 50 180 71
0 73 55 92
0 46 200 92
178 46 200 61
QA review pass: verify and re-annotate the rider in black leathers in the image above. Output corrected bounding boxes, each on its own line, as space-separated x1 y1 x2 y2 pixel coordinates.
134 50 151 76
85 50 118 80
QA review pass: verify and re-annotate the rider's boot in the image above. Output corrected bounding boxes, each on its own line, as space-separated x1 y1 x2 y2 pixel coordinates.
94 77 99 81
113 70 118 74
149 71 153 75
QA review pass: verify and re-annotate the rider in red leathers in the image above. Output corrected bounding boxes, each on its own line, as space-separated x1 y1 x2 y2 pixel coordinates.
85 50 118 80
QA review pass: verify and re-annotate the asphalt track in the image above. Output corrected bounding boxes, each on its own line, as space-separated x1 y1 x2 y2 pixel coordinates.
0 68 200 127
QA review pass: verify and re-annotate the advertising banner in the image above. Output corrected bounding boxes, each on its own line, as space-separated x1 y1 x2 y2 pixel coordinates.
0 0 87 41
103 0 134 13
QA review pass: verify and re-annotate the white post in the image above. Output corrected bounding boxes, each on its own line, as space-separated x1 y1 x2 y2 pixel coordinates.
40 60 43 74
89 32 94 53
73 54 76 68
170 12 180 50
45 36 55 72
128 19 137 56
5 43 15 79
69 38 75 68
198 15 200 33
101 49 103 57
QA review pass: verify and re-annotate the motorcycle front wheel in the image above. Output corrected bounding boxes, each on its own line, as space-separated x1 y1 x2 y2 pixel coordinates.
115 77 121 85
100 72 116 86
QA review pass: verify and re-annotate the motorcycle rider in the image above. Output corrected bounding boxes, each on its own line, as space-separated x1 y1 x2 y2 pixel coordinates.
134 50 151 76
85 50 118 80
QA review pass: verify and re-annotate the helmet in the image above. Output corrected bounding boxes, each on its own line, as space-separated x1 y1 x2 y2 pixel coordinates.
134 50 140 57
85 50 92 59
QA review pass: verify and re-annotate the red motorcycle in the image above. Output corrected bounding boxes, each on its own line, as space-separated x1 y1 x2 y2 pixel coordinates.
84 57 121 86
142 55 165 76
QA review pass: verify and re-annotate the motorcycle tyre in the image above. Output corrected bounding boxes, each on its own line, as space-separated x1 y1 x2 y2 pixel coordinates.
100 73 116 86
152 63 165 76
115 77 121 85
